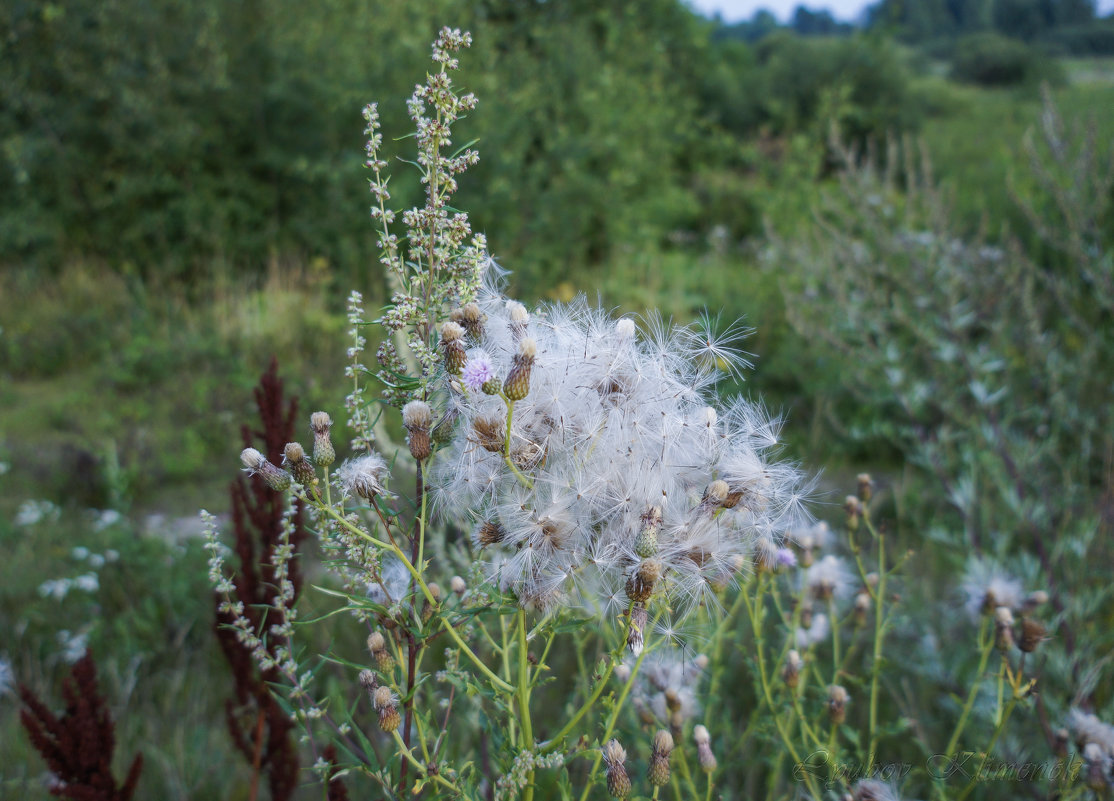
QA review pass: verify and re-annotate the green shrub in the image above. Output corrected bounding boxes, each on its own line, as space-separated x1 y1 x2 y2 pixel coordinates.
949 32 1064 86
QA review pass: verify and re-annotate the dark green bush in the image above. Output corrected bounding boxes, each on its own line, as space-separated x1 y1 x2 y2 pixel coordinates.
949 32 1064 86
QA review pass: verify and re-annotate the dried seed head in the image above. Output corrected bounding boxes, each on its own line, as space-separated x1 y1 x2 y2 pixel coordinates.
503 338 537 401
441 321 467 375
602 739 631 798
625 560 661 604
450 575 467 595
403 400 433 461
472 416 506 453
627 605 648 655
240 448 292 492
337 454 389 499
476 520 506 547
358 669 378 695
648 729 674 786
828 685 850 725
283 442 317 488
1019 618 1046 653
703 480 730 509
372 685 394 711
310 412 335 467
856 473 874 502
428 582 443 603
782 649 804 689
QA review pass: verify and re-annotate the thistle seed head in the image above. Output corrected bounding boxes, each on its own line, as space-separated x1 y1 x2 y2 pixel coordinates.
441 321 467 375
337 454 389 499
648 728 674 786
625 560 661 604
458 301 486 339
472 416 506 453
693 725 717 773
403 400 433 461
283 442 317 488
476 520 506 547
827 685 850 725
627 605 648 655
856 472 874 502
310 411 336 467
782 649 803 689
502 338 536 401
240 448 292 492
1019 618 1046 653
601 739 631 798
450 575 467 595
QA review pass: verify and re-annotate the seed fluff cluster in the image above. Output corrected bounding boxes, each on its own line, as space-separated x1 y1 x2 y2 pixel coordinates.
431 283 810 618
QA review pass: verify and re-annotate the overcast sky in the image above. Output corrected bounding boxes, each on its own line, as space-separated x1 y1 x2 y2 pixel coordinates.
686 0 1114 23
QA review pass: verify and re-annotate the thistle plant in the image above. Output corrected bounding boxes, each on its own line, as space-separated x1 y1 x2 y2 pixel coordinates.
206 27 814 800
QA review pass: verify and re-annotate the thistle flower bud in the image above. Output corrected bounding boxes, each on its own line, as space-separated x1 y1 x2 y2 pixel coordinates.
648 729 674 786
627 605 648 655
476 520 506 547
450 575 467 596
403 400 433 461
472 416 506 453
310 412 335 467
457 302 486 339
842 500 862 534
854 591 871 626
693 725 717 773
367 631 394 672
241 448 292 492
481 377 502 395
507 301 529 341
432 408 459 445
782 650 804 689
994 606 1016 651
828 685 850 725
625 559 661 604
601 739 631 798
440 321 467 375
1019 618 1046 653
1083 743 1111 791
799 598 814 629
373 686 400 733
503 338 536 401
1022 590 1049 613
283 442 317 488
856 473 874 502
634 505 663 558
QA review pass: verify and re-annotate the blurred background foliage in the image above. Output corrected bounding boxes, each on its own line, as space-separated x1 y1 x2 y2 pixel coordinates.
2 0 1114 797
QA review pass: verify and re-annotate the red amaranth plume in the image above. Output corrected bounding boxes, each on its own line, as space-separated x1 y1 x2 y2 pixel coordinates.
19 650 143 800
214 357 307 801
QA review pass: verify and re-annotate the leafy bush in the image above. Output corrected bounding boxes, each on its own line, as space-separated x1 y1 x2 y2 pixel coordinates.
950 32 1064 86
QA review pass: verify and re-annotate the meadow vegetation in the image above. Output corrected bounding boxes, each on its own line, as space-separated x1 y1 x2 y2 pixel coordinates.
2 1 1114 798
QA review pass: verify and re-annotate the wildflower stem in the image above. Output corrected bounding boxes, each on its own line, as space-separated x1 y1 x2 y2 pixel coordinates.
576 609 662 801
943 615 994 761
741 578 824 801
501 399 534 488
828 597 841 680
517 608 536 801
956 677 1020 801
865 512 886 775
390 730 459 793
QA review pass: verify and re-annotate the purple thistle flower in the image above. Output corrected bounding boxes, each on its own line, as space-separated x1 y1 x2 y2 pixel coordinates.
776 547 797 569
462 352 495 392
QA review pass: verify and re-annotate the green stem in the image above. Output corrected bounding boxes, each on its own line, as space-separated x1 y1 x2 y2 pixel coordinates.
943 618 994 759
865 513 886 774
518 609 536 801
390 730 459 792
